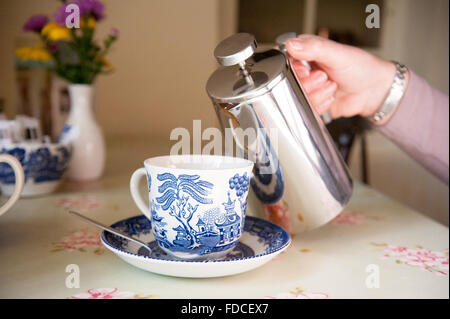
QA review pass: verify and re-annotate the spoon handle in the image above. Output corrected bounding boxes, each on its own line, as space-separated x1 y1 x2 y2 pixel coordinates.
68 210 151 252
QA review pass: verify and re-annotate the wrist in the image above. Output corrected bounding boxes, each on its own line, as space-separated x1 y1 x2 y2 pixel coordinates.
362 59 397 118
364 60 409 126
372 68 409 125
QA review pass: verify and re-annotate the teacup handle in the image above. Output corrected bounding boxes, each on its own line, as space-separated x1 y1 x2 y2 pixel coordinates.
0 154 25 217
130 168 151 220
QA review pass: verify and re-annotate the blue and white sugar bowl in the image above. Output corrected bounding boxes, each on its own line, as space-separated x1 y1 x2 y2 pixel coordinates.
0 142 72 197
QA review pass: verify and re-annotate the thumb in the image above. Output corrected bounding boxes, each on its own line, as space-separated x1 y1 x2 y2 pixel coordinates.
286 35 353 70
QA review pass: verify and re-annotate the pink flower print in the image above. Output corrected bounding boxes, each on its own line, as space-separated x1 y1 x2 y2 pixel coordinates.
71 288 136 299
330 211 365 225
378 245 449 276
268 292 329 299
263 200 292 233
386 245 409 254
51 229 104 254
266 287 329 299
57 196 105 212
403 254 434 267
295 292 329 299
70 288 159 299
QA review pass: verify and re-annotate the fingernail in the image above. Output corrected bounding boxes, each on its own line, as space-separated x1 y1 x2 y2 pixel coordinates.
287 39 303 50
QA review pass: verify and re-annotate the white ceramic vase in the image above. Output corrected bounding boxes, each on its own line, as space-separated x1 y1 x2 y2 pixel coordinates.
60 84 105 181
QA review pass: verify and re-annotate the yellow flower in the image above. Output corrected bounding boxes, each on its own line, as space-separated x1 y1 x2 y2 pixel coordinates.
81 17 97 29
41 22 70 41
15 45 52 62
99 57 114 71
41 22 59 37
32 48 51 62
15 47 32 61
48 27 70 41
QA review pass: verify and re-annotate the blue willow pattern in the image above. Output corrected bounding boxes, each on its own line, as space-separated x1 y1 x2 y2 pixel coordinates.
149 172 246 255
102 215 290 260
0 146 71 184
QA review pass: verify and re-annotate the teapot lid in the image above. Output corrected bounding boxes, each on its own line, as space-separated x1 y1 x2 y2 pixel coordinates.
206 33 287 104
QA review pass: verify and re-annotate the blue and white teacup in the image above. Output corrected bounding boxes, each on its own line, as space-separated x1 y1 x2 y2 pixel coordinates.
130 155 254 259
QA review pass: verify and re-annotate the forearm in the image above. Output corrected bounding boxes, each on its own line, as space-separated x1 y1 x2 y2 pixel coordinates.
377 71 449 184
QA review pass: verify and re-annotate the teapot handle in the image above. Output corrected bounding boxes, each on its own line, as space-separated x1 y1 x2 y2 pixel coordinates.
0 154 24 217
276 32 333 124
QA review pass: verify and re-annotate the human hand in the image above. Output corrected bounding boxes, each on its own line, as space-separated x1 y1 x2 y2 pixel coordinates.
286 35 399 123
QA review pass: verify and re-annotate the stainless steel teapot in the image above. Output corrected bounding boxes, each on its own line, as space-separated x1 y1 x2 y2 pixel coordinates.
206 33 353 233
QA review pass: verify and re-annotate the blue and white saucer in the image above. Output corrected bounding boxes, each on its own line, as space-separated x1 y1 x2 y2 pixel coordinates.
101 215 291 278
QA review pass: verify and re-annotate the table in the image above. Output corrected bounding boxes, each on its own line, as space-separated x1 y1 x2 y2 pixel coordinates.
0 137 448 299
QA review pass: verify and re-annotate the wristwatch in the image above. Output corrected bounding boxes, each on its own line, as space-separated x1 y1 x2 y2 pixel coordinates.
368 61 408 123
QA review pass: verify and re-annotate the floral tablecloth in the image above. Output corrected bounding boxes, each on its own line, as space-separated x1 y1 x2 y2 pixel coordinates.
0 138 448 299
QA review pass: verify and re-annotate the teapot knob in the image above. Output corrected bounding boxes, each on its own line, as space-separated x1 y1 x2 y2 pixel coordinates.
214 33 257 67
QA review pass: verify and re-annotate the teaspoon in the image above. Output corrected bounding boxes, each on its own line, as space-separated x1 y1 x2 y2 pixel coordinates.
68 210 152 253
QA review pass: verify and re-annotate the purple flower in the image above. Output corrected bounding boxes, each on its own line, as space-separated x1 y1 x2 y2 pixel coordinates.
54 3 71 25
110 28 119 38
76 0 105 20
54 0 105 26
23 15 49 32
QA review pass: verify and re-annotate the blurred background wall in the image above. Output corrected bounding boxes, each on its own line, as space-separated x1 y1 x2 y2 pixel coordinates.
0 0 448 224
0 0 226 139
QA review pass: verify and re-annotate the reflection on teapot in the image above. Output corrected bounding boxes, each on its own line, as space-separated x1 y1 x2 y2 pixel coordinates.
206 33 353 234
